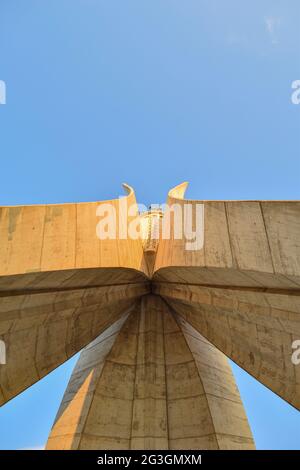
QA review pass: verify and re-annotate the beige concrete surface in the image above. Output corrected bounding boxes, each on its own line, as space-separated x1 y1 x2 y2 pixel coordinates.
1 183 299 449
46 295 254 450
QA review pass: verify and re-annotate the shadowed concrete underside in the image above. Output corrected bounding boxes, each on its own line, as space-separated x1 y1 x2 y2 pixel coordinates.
1 184 300 449
46 294 254 450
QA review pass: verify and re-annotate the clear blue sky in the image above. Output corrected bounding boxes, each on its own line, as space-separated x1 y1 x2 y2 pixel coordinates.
0 1 300 449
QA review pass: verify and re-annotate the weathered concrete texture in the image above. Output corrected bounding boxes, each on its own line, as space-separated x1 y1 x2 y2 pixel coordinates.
0 184 148 281
0 185 149 405
154 283 300 409
0 283 149 405
46 295 254 450
154 185 300 289
1 182 300 449
151 184 300 413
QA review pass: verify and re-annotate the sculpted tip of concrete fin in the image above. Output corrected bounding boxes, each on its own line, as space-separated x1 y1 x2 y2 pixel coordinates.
168 182 189 201
122 183 135 198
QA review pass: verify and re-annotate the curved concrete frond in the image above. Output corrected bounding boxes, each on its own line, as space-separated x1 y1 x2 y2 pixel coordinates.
168 182 189 201
122 183 135 197
46 295 254 450
154 199 300 288
0 283 149 405
1 184 300 449
154 282 300 410
0 184 147 280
